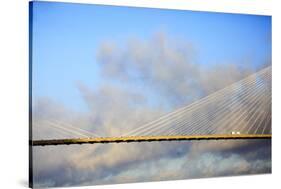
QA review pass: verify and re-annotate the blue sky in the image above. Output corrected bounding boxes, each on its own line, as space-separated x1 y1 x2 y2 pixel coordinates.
31 1 271 112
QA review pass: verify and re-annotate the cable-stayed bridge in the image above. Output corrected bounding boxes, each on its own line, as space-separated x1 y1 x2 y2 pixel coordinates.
31 66 272 146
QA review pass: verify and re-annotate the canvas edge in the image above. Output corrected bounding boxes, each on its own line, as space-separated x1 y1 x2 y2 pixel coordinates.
29 1 33 188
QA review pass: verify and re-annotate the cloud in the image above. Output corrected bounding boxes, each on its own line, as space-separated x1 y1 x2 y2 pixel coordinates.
96 32 256 107
32 139 271 187
32 32 271 187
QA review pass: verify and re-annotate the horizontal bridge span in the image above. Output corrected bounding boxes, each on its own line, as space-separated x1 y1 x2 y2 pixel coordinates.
31 134 272 146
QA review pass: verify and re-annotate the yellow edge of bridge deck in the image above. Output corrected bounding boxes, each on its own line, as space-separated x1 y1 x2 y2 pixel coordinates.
31 134 272 146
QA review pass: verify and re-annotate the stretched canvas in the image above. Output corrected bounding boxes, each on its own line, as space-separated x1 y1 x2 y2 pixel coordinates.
29 1 272 188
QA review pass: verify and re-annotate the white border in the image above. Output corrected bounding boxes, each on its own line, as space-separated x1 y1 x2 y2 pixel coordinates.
0 0 280 189
38 0 272 15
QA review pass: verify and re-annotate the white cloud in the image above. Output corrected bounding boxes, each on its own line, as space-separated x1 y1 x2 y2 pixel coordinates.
32 33 271 187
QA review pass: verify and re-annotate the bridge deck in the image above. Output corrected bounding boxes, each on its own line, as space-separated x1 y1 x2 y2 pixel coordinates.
31 134 272 146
